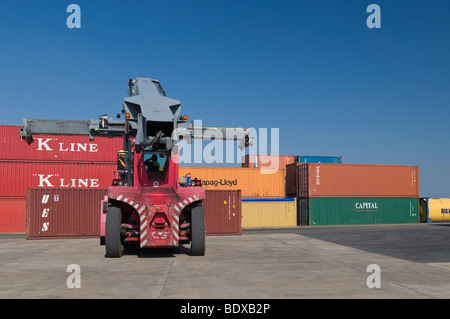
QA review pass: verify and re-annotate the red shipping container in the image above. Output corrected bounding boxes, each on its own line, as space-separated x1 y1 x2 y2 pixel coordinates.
26 189 240 239
0 125 123 163
0 197 26 233
287 163 419 198
0 161 116 197
242 154 295 172
26 188 107 239
203 190 242 236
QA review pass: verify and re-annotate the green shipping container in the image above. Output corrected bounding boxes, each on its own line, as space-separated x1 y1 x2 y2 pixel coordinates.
298 197 419 226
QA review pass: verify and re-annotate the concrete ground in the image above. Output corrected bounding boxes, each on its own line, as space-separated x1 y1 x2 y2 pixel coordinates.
1 223 450 299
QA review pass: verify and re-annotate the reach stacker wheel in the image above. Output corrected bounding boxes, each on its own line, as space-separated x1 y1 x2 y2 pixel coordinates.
190 205 205 256
105 206 124 257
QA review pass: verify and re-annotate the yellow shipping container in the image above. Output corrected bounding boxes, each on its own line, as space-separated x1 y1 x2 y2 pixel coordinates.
242 198 297 228
179 167 285 198
420 198 450 223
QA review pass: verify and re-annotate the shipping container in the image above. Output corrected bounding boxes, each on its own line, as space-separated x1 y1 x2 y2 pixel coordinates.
241 154 295 172
419 198 450 223
202 190 242 236
0 161 116 197
0 197 26 233
295 155 342 164
179 167 285 198
26 188 241 239
242 198 297 228
0 125 123 163
298 197 419 226
286 163 419 198
26 188 108 239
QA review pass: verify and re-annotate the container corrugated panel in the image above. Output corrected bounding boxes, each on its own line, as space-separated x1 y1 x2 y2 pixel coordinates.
294 163 419 198
295 155 342 163
202 190 242 236
0 162 116 197
0 125 123 162
420 198 450 223
0 198 26 233
179 167 285 198
26 188 107 239
242 198 297 228
300 197 419 226
241 155 295 172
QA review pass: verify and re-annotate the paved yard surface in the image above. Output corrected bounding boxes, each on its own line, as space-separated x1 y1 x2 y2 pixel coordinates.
1 223 450 300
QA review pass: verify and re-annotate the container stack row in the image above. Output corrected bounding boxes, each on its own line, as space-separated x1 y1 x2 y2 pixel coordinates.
237 154 344 228
179 164 293 229
0 125 122 233
286 162 420 226
25 188 243 239
0 122 426 235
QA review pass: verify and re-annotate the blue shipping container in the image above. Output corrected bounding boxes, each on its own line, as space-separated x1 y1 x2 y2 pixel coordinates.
242 198 295 202
295 156 342 164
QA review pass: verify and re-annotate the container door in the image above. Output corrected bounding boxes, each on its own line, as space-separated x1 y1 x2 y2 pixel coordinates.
204 190 242 236
297 198 309 226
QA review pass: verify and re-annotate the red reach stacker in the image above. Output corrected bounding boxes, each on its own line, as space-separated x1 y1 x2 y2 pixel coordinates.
21 77 251 257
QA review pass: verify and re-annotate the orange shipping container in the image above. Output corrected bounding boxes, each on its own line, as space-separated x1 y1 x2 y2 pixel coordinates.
179 167 285 198
242 155 295 172
286 163 419 198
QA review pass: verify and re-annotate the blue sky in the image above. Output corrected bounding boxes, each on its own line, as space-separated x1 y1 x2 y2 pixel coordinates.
0 1 449 197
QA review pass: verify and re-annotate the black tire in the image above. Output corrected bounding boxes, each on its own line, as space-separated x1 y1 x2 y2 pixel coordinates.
105 206 124 257
190 206 205 256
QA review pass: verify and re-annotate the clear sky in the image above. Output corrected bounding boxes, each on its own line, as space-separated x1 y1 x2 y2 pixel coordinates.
0 1 449 197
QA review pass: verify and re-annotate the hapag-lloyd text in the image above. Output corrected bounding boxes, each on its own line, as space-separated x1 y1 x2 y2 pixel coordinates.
202 179 237 187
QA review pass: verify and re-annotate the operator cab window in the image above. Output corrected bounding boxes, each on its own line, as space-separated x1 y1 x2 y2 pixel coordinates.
143 150 169 178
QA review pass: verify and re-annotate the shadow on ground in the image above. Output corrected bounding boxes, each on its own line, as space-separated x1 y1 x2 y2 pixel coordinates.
296 224 450 263
119 243 192 258
244 224 450 263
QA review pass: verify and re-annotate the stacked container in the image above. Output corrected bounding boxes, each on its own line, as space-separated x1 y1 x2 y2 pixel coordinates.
236 154 297 228
241 154 295 173
241 198 297 228
0 125 121 233
179 166 286 198
180 165 292 229
287 163 420 226
294 155 342 164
